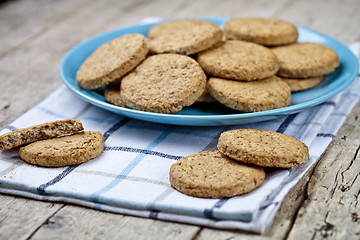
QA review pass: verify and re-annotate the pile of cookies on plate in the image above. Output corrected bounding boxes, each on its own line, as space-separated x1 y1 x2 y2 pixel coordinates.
76 17 340 114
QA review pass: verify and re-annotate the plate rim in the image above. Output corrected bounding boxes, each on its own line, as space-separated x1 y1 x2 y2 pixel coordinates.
60 17 359 126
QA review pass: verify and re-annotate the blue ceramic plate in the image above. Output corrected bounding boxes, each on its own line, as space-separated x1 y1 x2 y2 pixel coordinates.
60 17 359 126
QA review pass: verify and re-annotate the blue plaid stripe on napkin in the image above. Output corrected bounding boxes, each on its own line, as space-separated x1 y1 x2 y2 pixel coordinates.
0 43 359 234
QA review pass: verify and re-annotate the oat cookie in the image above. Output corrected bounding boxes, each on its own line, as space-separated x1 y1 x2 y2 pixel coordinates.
104 83 126 107
121 54 206 113
197 40 279 81
272 42 340 78
148 19 223 55
218 129 309 168
0 119 83 150
196 85 216 103
18 131 104 167
207 76 291 112
76 34 148 90
224 17 298 46
281 76 323 92
169 150 265 198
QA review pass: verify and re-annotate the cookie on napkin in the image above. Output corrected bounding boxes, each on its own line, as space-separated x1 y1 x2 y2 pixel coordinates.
218 129 309 168
18 131 104 167
169 150 265 198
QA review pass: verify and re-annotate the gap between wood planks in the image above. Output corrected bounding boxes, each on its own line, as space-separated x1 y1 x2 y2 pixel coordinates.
285 103 360 239
282 160 320 240
25 204 67 240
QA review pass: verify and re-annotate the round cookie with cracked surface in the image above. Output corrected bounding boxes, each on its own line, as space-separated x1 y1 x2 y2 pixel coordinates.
76 34 148 90
148 19 223 55
272 42 340 78
224 17 298 46
18 131 104 167
207 76 291 112
197 40 279 81
104 83 126 107
121 54 206 114
169 150 265 198
281 76 323 92
218 129 309 168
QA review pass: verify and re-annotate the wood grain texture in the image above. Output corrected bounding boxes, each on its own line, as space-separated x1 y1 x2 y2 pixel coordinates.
287 101 360 240
0 0 90 57
29 205 200 240
275 0 360 44
0 0 359 239
0 195 63 240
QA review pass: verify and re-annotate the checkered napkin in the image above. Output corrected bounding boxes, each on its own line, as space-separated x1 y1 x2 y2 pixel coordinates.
0 43 359 234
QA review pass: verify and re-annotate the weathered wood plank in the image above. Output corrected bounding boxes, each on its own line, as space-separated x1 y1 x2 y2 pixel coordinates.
1 0 360 239
275 0 360 44
287 101 360 240
0 0 91 57
0 195 63 240
172 0 290 18
29 205 200 240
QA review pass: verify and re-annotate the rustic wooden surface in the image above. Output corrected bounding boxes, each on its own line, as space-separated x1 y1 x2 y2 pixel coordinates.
0 0 359 239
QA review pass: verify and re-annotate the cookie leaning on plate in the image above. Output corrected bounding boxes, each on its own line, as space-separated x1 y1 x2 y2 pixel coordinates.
207 76 291 112
169 150 265 198
218 129 309 168
224 17 298 46
121 54 206 114
280 76 323 92
18 131 104 167
104 83 126 107
196 84 216 103
197 40 279 81
76 34 148 90
272 42 340 78
148 19 223 55
0 119 83 150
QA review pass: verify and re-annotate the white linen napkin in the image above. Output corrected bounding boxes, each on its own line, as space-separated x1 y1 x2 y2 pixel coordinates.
0 43 359 233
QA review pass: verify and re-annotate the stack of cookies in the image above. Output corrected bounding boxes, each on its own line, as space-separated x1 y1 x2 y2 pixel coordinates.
76 17 340 114
0 120 104 167
169 128 309 198
272 42 339 91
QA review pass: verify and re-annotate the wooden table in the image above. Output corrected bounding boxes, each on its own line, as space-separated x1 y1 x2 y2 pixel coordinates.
1 0 359 239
